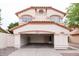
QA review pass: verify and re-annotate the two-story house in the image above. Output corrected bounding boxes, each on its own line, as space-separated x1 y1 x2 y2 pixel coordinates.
10 7 69 49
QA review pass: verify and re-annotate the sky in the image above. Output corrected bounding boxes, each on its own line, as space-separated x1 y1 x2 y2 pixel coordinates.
0 0 77 29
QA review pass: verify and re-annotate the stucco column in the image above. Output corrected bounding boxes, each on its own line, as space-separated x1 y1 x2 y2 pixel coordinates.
54 33 69 49
14 34 21 48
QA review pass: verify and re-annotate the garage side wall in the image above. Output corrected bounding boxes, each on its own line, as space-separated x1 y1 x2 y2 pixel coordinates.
20 34 28 47
54 33 68 49
14 34 21 48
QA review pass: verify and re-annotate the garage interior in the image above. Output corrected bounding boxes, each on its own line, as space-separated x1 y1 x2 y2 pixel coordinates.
20 34 54 48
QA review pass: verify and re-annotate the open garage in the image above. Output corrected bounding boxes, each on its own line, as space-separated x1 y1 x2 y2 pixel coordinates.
20 34 54 48
13 21 69 49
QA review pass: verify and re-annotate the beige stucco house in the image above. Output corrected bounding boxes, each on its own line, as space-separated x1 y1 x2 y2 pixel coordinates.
11 7 69 49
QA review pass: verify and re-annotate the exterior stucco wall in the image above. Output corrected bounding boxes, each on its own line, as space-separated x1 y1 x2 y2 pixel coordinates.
18 9 36 18
18 9 64 20
0 33 14 49
13 24 69 34
14 34 21 48
69 35 79 44
47 9 64 18
54 34 68 49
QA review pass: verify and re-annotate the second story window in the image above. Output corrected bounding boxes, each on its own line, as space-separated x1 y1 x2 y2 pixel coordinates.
48 15 62 23
20 15 33 22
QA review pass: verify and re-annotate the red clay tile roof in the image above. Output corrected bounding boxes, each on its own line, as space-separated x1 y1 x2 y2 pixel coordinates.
16 7 66 16
10 21 70 31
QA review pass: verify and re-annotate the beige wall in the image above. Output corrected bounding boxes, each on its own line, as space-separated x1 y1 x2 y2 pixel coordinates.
54 33 68 49
14 34 21 48
19 9 36 18
0 33 14 49
47 9 64 18
69 35 79 44
18 8 64 24
14 24 69 34
18 9 64 18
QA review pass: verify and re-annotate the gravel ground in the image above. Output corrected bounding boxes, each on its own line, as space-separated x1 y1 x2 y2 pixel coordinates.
0 47 17 56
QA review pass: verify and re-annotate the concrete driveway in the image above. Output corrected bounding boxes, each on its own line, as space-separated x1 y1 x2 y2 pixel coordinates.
9 44 61 56
9 48 61 56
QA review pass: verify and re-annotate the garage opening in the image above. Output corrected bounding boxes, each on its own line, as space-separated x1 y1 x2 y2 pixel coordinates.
20 34 54 48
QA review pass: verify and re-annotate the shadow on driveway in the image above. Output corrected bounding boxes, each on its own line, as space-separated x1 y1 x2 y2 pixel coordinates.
0 47 17 56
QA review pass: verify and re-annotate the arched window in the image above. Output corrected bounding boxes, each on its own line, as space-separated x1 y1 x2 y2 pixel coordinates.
20 15 34 22
39 9 44 14
48 15 62 23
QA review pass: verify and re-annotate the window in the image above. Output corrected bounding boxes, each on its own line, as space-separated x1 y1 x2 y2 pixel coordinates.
48 15 62 23
20 15 33 22
39 9 44 14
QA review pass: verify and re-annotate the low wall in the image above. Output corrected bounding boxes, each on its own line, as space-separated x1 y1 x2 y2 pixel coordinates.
69 35 79 44
0 33 14 49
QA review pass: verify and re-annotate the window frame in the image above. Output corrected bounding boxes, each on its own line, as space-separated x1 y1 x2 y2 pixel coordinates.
20 15 34 22
48 15 62 23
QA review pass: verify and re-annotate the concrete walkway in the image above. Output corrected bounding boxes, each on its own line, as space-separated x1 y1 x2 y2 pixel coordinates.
9 48 61 56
